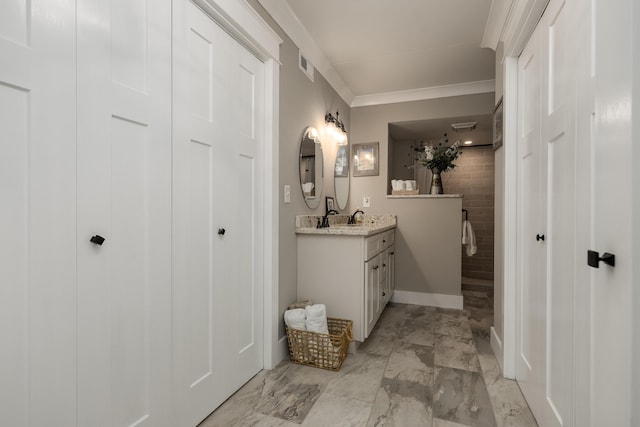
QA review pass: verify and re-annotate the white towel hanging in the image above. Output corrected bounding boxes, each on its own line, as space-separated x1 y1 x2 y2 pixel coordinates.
463 220 477 256
462 220 469 244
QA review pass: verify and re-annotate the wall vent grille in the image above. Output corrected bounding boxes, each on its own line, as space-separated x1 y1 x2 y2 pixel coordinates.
299 51 314 82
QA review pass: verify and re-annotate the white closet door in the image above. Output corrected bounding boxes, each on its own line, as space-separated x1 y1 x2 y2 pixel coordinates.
517 0 592 425
539 1 578 425
0 1 77 425
516 22 547 421
76 0 173 426
589 0 634 424
172 0 265 424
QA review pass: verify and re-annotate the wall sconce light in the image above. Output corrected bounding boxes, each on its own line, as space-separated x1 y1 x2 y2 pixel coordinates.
308 127 320 143
325 110 348 145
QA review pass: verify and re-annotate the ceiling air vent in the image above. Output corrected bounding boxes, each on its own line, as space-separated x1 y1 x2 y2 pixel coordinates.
450 122 477 132
299 51 314 82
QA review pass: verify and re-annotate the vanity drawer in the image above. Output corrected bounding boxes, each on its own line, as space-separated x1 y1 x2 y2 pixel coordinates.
381 230 394 249
365 234 383 260
365 230 395 260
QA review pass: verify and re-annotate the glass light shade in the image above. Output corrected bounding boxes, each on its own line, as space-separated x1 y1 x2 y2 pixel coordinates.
335 131 348 146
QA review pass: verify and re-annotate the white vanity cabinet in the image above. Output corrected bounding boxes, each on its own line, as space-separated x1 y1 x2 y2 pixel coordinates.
296 227 395 342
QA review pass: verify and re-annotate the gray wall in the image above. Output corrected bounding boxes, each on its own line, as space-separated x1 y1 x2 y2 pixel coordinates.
248 1 350 338
350 93 495 295
446 145 495 281
392 198 462 295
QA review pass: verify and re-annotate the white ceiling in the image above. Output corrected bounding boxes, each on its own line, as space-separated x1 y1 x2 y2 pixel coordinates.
259 0 495 106
389 114 494 147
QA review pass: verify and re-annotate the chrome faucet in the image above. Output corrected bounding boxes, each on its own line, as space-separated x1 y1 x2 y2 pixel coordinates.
348 209 365 224
318 209 339 228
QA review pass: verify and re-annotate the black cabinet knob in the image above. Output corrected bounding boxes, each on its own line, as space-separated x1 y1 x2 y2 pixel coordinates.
382 292 386 297
536 234 545 242
218 228 226 236
588 250 615 268
373 265 379 270
90 235 105 245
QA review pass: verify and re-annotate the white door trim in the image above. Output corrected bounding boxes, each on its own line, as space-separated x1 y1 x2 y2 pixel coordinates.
189 0 282 369
493 56 519 379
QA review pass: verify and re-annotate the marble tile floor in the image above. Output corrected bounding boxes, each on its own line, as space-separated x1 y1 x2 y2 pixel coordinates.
199 291 537 427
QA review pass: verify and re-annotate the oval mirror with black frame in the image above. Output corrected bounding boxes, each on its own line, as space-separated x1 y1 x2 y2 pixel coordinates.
299 126 324 209
334 145 349 210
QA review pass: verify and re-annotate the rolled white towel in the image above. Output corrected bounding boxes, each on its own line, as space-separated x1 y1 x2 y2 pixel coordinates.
305 304 329 334
284 308 307 331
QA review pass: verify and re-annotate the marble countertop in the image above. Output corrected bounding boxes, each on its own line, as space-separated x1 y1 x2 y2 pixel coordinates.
387 194 463 199
295 214 397 236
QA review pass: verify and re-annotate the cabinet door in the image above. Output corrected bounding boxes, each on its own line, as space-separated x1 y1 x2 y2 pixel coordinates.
365 254 381 338
386 246 396 303
379 250 389 307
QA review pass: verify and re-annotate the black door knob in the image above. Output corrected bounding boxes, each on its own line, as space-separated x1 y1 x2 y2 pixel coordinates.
218 228 226 236
588 250 615 268
536 234 545 242
90 235 105 245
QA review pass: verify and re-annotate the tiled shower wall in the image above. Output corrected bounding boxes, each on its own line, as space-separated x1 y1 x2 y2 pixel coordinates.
443 145 495 281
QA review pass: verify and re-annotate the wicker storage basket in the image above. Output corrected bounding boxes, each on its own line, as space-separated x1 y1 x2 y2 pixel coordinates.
285 318 353 371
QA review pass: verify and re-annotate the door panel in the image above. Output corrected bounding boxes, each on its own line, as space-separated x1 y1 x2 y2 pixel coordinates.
0 77 30 427
517 1 582 425
76 0 172 425
173 4 230 420
517 22 546 420
173 1 265 424
109 117 153 425
0 0 28 46
542 1 572 425
0 1 77 425
186 139 217 387
591 0 633 424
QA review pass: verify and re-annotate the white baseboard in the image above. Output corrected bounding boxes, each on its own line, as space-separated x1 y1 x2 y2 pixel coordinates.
390 290 464 310
490 326 504 373
266 335 289 370
275 335 289 365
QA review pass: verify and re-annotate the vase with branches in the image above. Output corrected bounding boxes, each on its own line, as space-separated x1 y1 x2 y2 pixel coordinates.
415 142 461 194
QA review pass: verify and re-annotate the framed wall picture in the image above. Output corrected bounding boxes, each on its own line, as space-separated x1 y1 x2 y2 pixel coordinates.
352 142 379 177
493 98 503 150
325 196 335 213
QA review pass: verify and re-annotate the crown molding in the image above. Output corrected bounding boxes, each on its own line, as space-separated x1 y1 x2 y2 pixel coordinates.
481 0 548 56
501 0 548 57
350 80 496 108
481 0 514 50
195 0 282 61
257 0 355 105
